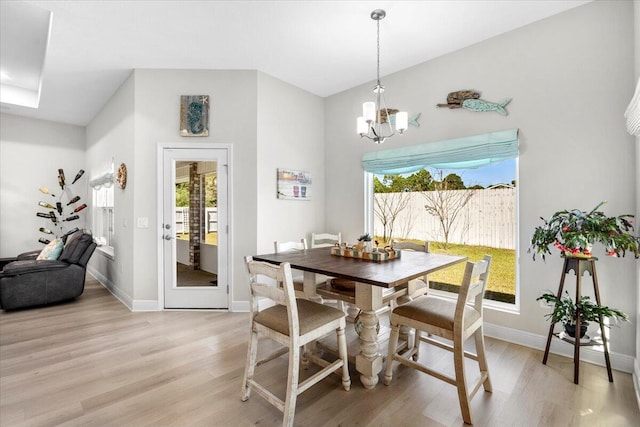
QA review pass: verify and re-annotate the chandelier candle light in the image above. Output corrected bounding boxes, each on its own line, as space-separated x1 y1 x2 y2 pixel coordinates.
357 9 408 144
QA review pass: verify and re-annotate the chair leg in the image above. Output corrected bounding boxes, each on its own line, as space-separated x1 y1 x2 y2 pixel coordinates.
453 336 472 425
413 329 421 361
474 326 493 392
241 328 258 402
384 322 401 385
336 326 351 391
301 344 310 369
282 344 300 427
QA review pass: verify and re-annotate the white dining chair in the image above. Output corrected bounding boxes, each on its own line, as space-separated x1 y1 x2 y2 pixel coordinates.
241 257 350 427
274 239 307 298
392 240 431 303
384 255 493 425
310 232 341 248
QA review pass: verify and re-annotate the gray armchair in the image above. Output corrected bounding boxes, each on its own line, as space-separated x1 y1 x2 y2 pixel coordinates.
0 233 97 310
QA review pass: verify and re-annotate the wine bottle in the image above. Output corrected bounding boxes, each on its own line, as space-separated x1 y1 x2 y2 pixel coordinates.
38 201 55 209
38 238 51 245
49 212 58 223
61 227 79 239
73 203 87 213
39 186 55 197
66 195 81 206
71 169 85 184
39 227 54 234
56 202 63 215
58 169 66 190
37 212 51 218
64 215 79 222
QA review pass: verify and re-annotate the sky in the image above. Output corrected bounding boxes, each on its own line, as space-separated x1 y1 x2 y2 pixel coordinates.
375 158 517 188
436 158 517 187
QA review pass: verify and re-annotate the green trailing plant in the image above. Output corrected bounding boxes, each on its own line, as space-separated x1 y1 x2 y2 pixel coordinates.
357 233 372 242
536 291 629 328
529 201 639 260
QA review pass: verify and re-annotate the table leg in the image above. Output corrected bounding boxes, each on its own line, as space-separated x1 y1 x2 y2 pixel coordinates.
355 283 384 389
303 271 323 304
302 271 323 362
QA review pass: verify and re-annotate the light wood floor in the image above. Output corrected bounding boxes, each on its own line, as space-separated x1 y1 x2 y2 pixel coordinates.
1 275 638 427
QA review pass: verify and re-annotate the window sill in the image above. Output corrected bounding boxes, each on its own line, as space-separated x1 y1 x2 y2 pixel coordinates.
427 288 520 314
96 246 115 260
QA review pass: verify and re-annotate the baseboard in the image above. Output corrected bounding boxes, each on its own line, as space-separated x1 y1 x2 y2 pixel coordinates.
633 358 640 410
87 266 133 310
484 322 635 373
132 300 160 311
231 300 249 312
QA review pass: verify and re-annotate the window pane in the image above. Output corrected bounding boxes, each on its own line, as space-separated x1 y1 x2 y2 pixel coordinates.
373 160 517 304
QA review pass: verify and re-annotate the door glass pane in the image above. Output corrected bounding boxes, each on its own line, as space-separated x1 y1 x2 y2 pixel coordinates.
175 161 218 287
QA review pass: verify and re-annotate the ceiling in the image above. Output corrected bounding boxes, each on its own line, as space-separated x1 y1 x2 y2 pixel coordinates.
0 0 591 127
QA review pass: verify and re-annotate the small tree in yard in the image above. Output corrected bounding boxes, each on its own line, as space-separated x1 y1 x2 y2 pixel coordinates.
422 171 475 249
374 191 410 243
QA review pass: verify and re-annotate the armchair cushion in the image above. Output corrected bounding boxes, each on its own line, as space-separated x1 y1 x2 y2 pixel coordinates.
59 234 94 265
36 239 64 260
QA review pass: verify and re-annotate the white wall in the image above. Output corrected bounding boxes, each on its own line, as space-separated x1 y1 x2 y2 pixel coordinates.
325 1 637 357
0 114 86 256
633 0 640 405
256 71 326 253
132 69 258 304
85 73 136 302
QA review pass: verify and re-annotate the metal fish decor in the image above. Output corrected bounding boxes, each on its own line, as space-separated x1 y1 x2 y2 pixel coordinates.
437 90 511 116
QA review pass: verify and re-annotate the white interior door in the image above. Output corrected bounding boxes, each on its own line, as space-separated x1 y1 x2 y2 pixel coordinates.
162 147 228 309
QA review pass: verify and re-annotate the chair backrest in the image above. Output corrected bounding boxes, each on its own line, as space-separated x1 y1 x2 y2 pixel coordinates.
274 239 307 253
392 240 430 285
455 255 492 327
245 257 299 335
392 240 430 253
311 232 342 248
59 233 97 268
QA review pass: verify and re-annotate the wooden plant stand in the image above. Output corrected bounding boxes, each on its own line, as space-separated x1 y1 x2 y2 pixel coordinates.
542 256 613 384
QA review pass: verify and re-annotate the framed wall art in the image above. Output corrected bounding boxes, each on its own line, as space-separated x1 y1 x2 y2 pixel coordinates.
180 95 209 136
277 169 311 200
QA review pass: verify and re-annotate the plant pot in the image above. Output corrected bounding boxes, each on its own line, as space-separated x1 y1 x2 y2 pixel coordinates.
564 322 588 338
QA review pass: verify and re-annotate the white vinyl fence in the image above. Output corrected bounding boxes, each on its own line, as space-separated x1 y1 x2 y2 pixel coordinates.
175 207 218 234
374 188 516 250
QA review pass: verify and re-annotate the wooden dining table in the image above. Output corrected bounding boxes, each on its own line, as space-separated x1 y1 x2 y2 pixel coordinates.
252 247 467 388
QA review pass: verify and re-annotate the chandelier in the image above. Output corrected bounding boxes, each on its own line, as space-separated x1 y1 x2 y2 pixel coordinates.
357 9 407 144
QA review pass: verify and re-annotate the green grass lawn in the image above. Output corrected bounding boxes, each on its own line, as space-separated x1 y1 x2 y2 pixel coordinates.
387 239 516 303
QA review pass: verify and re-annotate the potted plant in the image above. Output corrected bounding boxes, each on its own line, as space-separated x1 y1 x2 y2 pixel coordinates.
529 201 639 260
536 291 629 338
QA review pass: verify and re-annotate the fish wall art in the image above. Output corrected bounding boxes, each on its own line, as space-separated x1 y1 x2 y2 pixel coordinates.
437 90 511 116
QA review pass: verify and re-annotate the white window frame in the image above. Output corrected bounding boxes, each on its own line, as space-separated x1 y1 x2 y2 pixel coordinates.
92 184 115 259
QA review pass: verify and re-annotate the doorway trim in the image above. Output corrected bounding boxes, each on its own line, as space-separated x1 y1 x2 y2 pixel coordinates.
156 142 234 310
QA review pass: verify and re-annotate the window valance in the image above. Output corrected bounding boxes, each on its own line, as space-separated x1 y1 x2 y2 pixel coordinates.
361 128 519 175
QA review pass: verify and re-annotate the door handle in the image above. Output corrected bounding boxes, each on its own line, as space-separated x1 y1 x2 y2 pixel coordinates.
163 235 173 240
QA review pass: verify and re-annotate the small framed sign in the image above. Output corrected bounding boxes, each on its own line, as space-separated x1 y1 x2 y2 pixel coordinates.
277 169 311 200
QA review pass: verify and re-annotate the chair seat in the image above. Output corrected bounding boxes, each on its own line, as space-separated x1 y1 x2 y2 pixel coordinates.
255 299 345 336
392 296 480 331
